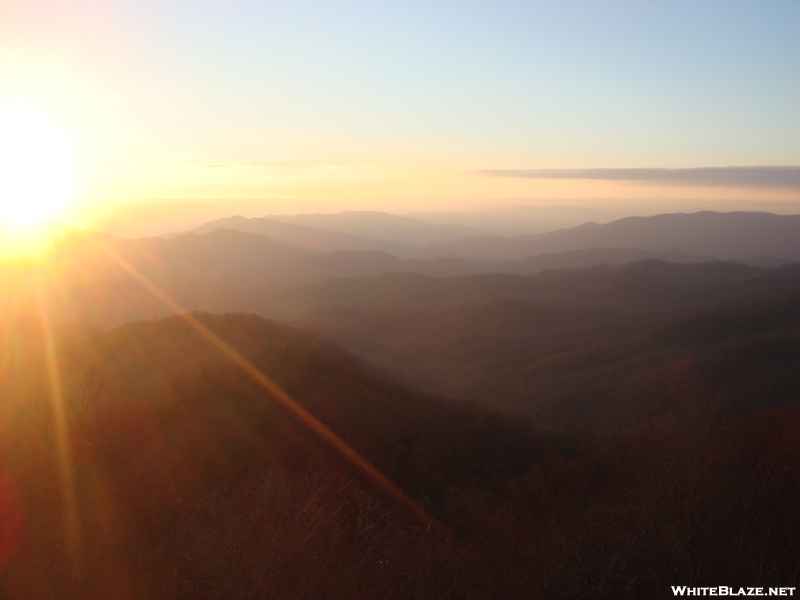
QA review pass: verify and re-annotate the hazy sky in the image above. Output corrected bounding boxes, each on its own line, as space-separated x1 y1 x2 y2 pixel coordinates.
1 0 798 234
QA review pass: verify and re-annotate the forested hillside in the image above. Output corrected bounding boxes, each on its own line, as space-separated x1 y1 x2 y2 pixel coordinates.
1 310 800 598
1 212 799 598
300 263 800 422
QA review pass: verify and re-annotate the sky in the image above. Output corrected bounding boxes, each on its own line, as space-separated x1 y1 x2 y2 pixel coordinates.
0 0 798 235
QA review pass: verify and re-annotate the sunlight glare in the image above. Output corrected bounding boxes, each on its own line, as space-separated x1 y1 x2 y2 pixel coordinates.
0 102 75 226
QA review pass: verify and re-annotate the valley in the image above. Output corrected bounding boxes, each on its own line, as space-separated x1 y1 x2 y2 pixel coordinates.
1 210 799 598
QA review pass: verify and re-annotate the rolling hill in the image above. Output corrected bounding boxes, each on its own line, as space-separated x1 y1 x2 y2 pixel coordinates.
3 215 800 598
191 215 416 255
0 312 556 599
296 262 800 421
421 211 800 262
263 210 484 246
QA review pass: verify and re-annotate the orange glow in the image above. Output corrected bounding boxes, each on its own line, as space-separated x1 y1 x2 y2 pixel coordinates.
0 221 75 262
0 101 76 225
79 232 443 533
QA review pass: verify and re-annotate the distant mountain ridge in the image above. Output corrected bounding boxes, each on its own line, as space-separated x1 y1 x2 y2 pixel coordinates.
8 210 797 333
296 262 800 415
421 211 800 261
265 260 782 318
140 230 729 283
406 204 619 236
188 211 800 264
263 210 485 246
192 215 416 256
191 210 481 254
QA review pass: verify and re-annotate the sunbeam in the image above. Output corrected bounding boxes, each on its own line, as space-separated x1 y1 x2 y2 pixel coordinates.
80 232 443 534
35 278 81 582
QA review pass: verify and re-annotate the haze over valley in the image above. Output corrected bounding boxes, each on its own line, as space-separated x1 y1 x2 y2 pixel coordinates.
1 1 799 598
3 205 800 598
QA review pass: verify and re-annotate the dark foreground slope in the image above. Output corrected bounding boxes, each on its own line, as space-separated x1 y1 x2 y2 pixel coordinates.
2 312 800 599
0 313 556 599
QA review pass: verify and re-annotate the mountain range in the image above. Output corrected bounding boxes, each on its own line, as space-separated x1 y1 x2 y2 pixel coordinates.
420 211 800 261
262 210 484 246
190 210 800 262
191 214 417 255
3 210 794 335
3 209 800 599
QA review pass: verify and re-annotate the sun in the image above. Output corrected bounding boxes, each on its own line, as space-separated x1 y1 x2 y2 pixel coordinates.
0 101 75 226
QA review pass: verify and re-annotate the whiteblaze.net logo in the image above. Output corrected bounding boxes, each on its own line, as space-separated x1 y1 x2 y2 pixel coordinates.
672 587 796 597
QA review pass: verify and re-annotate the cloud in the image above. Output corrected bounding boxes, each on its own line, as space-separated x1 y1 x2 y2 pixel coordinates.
476 166 800 189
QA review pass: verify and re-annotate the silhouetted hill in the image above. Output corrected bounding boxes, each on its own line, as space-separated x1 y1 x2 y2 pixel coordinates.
262 260 769 319
125 229 315 283
297 263 800 423
69 313 545 486
1 311 570 598
10 224 798 346
12 214 796 337
4 277 800 598
4 307 800 599
406 204 620 235
490 247 713 273
130 231 737 282
422 211 800 261
264 210 484 246
192 215 416 255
